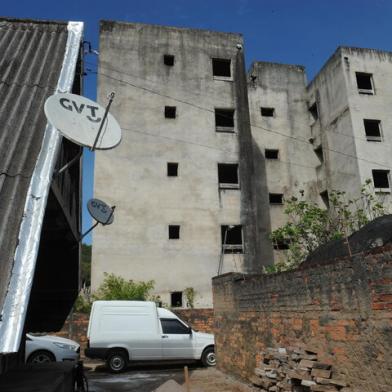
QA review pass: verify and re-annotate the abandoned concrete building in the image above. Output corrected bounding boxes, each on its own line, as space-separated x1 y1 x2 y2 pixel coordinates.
92 21 392 307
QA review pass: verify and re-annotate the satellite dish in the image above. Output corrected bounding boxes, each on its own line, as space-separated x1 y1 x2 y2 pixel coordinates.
87 199 114 225
44 93 121 150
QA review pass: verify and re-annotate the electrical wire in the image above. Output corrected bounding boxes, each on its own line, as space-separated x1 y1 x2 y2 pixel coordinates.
84 64 392 170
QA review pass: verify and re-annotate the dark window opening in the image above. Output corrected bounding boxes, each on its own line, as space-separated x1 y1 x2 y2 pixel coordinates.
168 225 180 239
320 190 329 208
215 108 235 130
269 193 283 204
212 58 231 77
309 102 319 121
261 107 275 117
165 106 176 118
170 292 183 308
364 119 382 142
273 239 290 250
218 163 239 188
314 145 324 163
167 162 178 177
356 72 374 94
265 149 279 160
164 54 175 66
372 170 390 189
221 225 243 253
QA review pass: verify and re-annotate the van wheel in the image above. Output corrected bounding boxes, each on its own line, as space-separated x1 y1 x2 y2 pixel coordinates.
201 347 216 367
107 350 128 373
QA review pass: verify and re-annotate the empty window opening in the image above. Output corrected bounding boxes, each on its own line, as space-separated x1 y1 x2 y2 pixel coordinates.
372 170 390 190
356 72 374 94
167 162 178 177
320 190 329 208
265 149 279 160
218 163 239 189
212 58 231 77
261 107 275 117
309 102 319 121
364 119 382 142
165 106 176 118
215 108 235 131
221 225 243 253
170 292 183 307
273 239 290 250
168 225 180 239
164 54 175 66
314 145 324 163
269 193 283 204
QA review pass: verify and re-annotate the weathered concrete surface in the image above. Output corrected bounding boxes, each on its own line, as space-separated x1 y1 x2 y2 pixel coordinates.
308 47 392 206
248 62 319 264
94 21 250 307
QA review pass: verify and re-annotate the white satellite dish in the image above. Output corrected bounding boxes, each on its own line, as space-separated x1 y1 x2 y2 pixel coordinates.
87 199 114 225
44 93 121 150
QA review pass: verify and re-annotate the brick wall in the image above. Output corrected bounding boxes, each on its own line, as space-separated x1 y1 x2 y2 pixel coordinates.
212 245 392 392
173 308 214 333
56 308 214 357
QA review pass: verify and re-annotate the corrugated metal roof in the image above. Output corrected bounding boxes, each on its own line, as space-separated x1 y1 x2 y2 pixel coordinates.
0 19 68 314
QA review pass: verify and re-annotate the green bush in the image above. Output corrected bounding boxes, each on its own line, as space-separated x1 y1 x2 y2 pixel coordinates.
93 273 155 301
73 273 155 313
269 180 389 272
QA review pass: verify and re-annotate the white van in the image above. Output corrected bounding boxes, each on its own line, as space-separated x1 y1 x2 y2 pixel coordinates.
85 301 215 372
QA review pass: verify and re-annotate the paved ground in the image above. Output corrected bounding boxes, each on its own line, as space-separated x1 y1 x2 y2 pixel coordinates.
85 361 256 392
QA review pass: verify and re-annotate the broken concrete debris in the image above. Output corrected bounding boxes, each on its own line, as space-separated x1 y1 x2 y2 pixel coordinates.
251 347 348 392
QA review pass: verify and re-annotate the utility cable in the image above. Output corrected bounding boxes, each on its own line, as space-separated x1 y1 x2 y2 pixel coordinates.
84 66 392 170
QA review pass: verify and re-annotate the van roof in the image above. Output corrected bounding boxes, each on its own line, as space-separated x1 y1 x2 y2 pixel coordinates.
157 308 178 319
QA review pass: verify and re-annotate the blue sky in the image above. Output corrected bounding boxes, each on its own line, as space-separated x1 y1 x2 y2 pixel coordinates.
3 0 392 244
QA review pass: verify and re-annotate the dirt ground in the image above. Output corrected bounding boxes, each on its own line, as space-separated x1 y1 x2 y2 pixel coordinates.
86 361 256 392
186 367 257 392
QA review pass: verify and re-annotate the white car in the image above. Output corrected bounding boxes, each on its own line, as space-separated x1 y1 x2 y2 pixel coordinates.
26 333 80 364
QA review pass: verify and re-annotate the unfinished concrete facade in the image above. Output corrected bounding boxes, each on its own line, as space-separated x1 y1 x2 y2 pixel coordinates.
93 20 392 307
307 47 392 207
93 21 264 307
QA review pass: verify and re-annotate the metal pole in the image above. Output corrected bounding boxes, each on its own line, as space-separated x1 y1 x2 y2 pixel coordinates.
79 222 99 242
218 228 229 275
91 92 115 151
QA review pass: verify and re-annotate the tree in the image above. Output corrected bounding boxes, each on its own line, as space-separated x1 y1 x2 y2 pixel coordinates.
81 243 92 286
269 180 388 272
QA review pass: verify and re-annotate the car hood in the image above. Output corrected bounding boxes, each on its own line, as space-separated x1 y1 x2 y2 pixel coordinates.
193 331 214 343
27 334 79 347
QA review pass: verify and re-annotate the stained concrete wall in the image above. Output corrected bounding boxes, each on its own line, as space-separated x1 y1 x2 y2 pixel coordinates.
341 47 392 207
307 47 392 208
248 62 320 263
93 21 251 307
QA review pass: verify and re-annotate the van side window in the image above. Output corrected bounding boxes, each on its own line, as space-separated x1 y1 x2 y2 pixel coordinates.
160 319 190 334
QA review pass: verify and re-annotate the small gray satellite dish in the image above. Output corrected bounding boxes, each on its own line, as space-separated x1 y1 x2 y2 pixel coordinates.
87 198 114 225
44 93 121 150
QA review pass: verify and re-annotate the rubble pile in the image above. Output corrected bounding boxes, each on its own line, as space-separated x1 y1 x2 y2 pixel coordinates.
251 347 348 392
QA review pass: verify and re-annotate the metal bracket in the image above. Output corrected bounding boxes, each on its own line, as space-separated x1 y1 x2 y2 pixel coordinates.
54 150 83 177
91 92 115 151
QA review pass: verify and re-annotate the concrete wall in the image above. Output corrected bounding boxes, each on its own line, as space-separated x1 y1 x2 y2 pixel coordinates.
248 62 319 263
94 21 250 307
342 47 392 207
212 245 392 391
